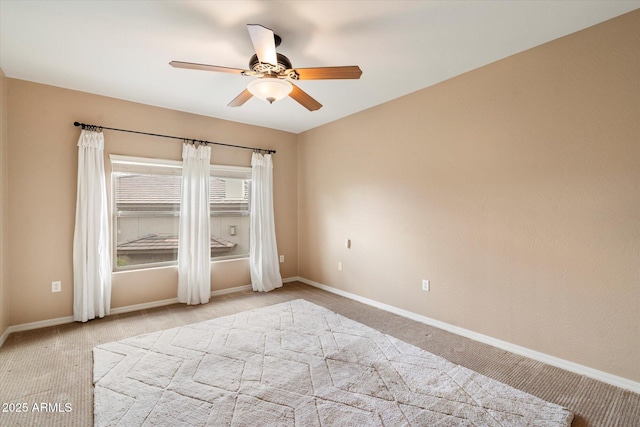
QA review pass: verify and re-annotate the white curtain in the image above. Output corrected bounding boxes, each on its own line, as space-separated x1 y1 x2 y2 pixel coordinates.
177 143 212 305
250 152 283 292
73 129 111 322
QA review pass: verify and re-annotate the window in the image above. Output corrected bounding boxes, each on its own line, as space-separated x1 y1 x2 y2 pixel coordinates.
110 155 251 271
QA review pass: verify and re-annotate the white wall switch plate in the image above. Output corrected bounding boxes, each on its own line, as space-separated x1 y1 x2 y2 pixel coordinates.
338 261 343 271
422 279 430 291
279 255 284 263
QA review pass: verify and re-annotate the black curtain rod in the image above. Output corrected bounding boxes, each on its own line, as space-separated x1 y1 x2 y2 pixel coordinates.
73 122 276 154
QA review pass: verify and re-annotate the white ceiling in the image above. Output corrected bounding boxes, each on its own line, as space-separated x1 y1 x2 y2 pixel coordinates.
1 1 638 134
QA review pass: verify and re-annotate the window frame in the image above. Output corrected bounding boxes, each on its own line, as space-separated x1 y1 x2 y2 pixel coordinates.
109 154 252 272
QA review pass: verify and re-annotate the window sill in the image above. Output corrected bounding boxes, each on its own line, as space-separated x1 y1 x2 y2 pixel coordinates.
112 256 250 274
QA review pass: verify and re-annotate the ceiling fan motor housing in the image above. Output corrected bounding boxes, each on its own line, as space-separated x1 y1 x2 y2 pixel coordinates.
249 53 293 76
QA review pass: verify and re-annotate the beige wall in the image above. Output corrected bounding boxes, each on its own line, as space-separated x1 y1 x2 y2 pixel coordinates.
298 10 640 382
6 79 298 324
0 69 8 339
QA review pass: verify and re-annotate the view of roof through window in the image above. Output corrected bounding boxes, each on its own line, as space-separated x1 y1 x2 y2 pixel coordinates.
115 173 249 211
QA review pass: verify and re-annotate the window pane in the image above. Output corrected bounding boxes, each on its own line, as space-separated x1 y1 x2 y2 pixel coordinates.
114 173 181 269
209 177 250 259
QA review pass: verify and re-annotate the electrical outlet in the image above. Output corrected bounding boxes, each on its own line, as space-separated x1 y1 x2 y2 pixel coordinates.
52 281 62 293
279 255 284 263
422 279 430 292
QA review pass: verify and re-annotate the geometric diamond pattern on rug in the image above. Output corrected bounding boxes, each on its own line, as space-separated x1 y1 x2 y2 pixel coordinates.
231 395 295 427
261 355 314 394
326 358 394 400
94 299 573 426
192 354 244 392
127 352 183 389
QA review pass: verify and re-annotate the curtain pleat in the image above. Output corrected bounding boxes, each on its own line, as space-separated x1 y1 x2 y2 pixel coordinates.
177 143 212 305
250 153 282 292
73 130 111 322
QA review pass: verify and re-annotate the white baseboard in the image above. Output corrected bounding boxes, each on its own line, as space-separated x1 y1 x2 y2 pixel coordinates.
295 276 640 394
212 284 253 297
0 283 267 347
0 326 11 347
15 276 635 393
110 297 179 315
3 315 75 338
103 284 257 315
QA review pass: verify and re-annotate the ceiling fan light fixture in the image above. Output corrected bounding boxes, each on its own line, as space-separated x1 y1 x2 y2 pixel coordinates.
247 78 292 104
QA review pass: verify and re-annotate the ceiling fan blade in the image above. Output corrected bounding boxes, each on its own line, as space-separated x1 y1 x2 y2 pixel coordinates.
227 89 253 107
170 61 248 74
289 83 322 111
247 24 277 66
292 66 362 80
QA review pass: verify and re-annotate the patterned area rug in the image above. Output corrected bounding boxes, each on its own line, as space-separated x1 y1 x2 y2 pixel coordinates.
93 299 573 426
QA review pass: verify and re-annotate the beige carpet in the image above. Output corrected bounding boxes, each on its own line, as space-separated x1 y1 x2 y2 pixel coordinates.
94 299 572 426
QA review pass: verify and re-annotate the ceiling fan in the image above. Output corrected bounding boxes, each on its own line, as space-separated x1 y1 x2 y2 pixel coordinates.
170 24 362 111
